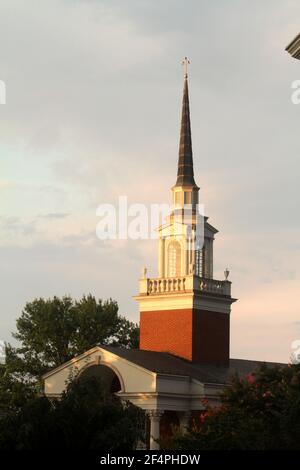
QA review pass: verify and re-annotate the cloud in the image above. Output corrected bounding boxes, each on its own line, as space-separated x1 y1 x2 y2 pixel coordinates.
0 0 299 362
38 212 69 220
0 180 14 190
0 216 37 237
230 278 300 362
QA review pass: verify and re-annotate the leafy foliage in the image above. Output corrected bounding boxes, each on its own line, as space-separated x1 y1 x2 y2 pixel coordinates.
0 295 139 413
0 361 36 415
9 294 139 378
173 364 300 450
0 375 144 450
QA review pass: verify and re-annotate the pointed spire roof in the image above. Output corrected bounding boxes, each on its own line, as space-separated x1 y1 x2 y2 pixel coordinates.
176 63 196 187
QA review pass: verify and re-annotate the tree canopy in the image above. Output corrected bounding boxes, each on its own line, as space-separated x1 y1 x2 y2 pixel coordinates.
172 363 300 450
9 294 138 376
0 294 139 413
0 374 144 450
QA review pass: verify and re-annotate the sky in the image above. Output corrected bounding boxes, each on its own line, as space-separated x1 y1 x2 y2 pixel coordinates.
0 0 299 363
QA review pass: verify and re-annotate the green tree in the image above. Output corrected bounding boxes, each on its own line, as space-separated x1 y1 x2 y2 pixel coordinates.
0 295 139 413
172 363 300 450
0 374 144 450
9 294 139 379
0 361 36 416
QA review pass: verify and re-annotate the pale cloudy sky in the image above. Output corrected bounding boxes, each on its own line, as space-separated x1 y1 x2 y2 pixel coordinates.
0 0 299 362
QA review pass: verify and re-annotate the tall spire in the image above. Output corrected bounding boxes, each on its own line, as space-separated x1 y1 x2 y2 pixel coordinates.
176 58 196 187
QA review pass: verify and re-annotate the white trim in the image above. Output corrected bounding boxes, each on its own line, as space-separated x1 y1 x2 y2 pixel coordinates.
43 345 156 380
42 346 102 379
135 290 234 313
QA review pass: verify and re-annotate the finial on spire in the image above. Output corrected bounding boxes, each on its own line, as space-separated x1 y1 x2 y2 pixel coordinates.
181 57 190 78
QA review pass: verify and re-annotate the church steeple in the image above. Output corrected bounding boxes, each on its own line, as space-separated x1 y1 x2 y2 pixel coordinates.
172 59 199 210
176 58 196 187
136 60 235 367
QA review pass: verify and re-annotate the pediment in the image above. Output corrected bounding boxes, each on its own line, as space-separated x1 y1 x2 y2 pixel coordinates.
43 346 156 397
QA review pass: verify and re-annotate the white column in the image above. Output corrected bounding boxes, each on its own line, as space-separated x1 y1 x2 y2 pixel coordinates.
147 410 163 450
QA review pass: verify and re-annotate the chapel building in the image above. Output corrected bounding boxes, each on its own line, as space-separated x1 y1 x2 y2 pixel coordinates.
43 62 281 450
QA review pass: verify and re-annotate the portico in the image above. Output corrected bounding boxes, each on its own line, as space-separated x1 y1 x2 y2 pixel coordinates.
43 344 207 449
43 344 279 449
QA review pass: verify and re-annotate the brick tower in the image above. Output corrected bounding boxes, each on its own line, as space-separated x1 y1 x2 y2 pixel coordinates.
135 60 236 366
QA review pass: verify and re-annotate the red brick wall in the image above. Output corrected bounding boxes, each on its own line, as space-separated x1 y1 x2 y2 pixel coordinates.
140 309 194 361
140 308 230 365
192 310 229 365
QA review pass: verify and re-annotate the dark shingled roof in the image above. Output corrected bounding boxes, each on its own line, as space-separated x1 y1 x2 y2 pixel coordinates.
286 33 300 60
176 76 196 187
101 345 285 385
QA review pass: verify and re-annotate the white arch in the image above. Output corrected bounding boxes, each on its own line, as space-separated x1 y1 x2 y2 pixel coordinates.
77 359 125 393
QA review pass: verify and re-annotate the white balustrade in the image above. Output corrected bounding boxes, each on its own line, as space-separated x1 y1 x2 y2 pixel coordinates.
141 275 231 297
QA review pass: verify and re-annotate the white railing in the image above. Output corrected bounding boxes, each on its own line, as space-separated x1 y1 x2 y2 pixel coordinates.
140 275 231 297
199 278 230 296
148 277 187 294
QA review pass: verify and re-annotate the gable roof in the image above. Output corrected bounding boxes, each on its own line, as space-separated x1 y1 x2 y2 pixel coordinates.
100 345 285 385
42 343 285 385
42 345 155 380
